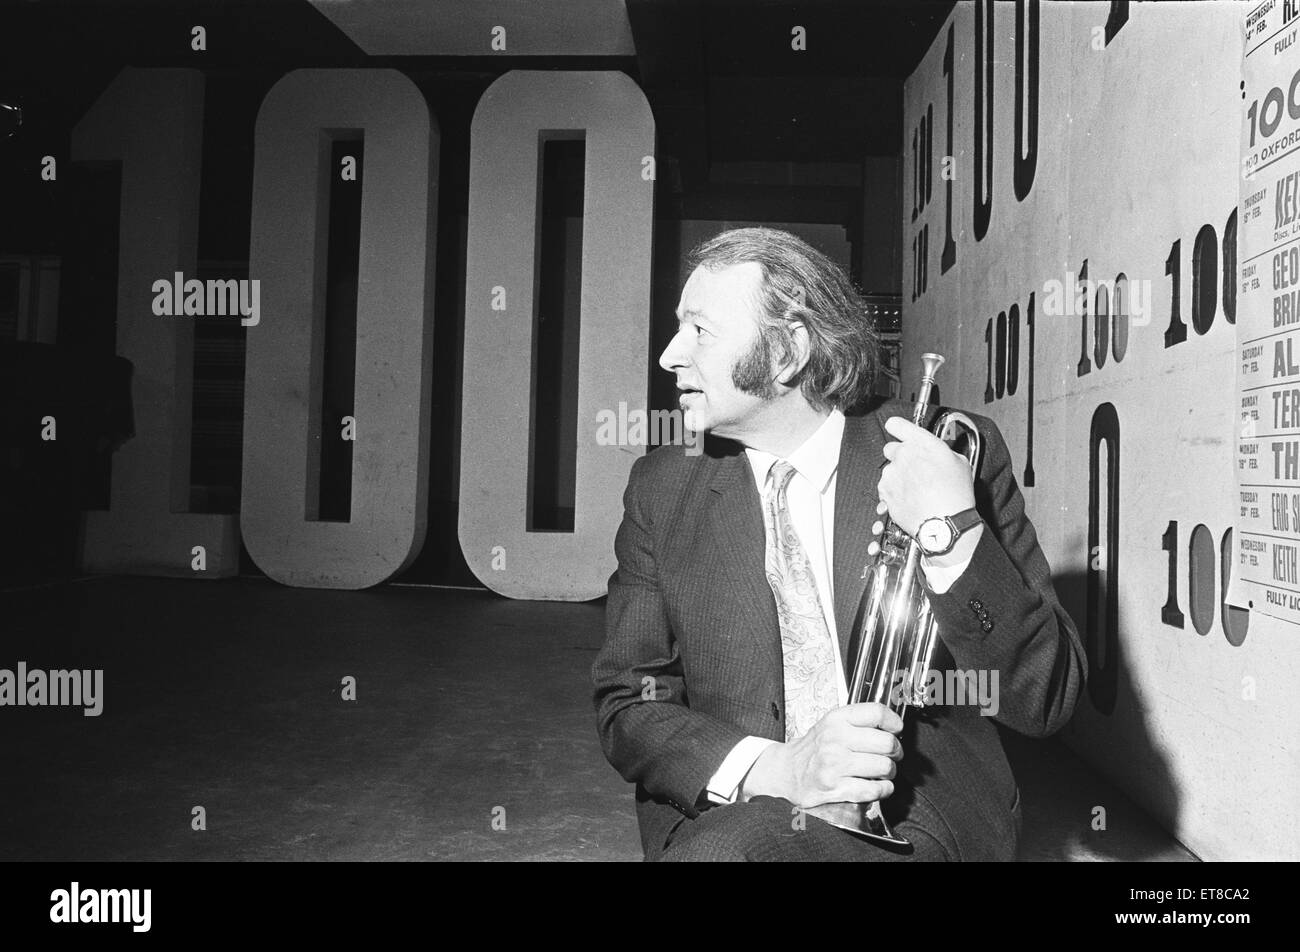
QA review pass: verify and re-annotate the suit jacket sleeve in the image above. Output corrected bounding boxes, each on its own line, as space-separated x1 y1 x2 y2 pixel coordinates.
924 411 1087 738
592 453 750 819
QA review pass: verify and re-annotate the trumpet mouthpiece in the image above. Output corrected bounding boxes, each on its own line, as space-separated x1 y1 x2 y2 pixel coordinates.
912 353 947 421
919 353 945 382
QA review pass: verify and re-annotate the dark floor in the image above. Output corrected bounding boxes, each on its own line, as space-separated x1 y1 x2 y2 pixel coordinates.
0 577 1195 861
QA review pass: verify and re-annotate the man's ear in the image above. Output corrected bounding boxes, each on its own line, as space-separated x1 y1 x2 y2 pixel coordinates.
775 321 812 386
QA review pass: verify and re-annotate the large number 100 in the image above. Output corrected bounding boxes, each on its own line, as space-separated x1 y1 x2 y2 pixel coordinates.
75 67 655 599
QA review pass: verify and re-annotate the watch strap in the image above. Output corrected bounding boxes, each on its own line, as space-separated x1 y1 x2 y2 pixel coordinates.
948 506 983 533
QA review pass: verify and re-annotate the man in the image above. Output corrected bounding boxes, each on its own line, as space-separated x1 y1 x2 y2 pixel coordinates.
592 227 1086 861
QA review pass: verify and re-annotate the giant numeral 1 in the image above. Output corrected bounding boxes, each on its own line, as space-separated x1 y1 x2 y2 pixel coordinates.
76 68 239 577
1024 291 1035 486
940 24 957 274
242 70 438 588
460 71 654 600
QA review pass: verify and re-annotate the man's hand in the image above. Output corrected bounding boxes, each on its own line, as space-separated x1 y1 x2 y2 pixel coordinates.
879 416 976 539
739 703 904 808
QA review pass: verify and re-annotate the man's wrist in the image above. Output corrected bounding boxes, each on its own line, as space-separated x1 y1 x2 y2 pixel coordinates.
737 742 789 801
923 521 983 569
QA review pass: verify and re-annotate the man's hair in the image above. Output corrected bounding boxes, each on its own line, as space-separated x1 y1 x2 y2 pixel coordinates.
684 227 880 413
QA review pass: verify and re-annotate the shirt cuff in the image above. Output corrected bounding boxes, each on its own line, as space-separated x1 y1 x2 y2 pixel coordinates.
705 736 779 805
921 555 970 594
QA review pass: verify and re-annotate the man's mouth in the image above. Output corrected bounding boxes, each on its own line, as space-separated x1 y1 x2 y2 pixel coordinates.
677 386 703 402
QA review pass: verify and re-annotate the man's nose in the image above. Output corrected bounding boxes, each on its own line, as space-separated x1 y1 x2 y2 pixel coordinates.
659 329 689 373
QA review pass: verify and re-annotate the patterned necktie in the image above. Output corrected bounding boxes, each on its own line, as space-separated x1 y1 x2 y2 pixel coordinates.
762 460 840 742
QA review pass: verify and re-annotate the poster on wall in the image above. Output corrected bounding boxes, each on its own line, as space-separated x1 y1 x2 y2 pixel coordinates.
1229 0 1300 621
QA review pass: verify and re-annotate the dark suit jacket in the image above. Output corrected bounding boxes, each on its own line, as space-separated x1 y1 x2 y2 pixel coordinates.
592 397 1087 860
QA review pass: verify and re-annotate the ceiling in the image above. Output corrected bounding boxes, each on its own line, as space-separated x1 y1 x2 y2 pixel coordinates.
0 0 954 251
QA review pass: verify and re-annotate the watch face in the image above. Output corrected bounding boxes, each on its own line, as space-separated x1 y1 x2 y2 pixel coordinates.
919 519 954 553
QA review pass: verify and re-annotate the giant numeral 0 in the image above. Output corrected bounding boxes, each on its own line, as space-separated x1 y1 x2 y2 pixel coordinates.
76 68 240 577
242 70 438 588
1013 0 1039 202
459 72 654 600
1086 402 1120 714
972 0 994 242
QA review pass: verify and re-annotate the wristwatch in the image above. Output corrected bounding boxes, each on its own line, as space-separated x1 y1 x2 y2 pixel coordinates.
915 507 983 557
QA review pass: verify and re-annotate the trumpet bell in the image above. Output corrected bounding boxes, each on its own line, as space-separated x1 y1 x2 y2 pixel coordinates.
804 800 908 846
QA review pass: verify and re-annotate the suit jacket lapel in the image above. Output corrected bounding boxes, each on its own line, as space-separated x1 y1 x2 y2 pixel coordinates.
832 413 887 667
693 412 891 682
704 450 783 675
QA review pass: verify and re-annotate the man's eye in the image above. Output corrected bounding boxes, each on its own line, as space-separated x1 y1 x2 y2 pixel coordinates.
693 324 706 337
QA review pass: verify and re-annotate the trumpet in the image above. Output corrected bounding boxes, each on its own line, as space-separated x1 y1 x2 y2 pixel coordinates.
806 353 982 846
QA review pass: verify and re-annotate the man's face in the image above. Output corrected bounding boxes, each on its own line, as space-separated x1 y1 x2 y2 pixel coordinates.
659 262 778 441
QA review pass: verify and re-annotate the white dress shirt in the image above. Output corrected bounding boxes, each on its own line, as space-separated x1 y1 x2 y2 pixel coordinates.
703 408 977 805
